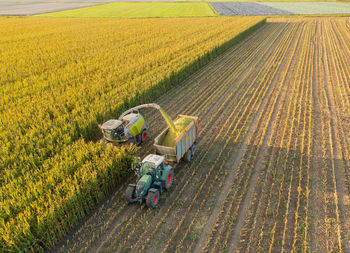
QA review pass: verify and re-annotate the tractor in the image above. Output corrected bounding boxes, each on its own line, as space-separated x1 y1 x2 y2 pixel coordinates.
125 154 174 208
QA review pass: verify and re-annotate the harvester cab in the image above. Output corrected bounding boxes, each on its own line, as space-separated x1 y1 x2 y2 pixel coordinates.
100 112 147 145
126 154 174 208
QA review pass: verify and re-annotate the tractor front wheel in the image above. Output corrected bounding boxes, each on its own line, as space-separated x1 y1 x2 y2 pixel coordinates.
164 168 174 190
125 185 136 203
146 189 160 208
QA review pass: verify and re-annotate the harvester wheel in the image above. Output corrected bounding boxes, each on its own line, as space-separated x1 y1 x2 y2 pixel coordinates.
184 149 192 162
125 185 136 203
141 129 147 142
146 189 159 208
164 168 174 190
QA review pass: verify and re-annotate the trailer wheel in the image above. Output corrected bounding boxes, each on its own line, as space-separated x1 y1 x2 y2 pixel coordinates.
184 149 192 162
141 129 147 142
164 168 174 190
146 189 159 208
125 185 136 203
191 144 196 157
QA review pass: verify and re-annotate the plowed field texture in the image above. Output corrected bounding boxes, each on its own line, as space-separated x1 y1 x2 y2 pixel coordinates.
51 17 350 253
0 17 266 252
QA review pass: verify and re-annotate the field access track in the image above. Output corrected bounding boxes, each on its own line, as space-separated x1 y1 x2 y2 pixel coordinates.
53 18 350 252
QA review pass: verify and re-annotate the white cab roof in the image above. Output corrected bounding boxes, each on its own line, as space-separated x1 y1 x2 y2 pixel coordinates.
122 113 140 122
142 154 164 167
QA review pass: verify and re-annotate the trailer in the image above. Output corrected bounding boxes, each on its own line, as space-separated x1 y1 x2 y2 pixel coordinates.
154 115 198 164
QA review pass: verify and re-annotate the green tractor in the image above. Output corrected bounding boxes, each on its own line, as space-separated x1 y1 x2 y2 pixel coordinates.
125 154 174 208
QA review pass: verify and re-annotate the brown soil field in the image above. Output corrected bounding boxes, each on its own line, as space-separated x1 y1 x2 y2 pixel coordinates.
52 17 350 252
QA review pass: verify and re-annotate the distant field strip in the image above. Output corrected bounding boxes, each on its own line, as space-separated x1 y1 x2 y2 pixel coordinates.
37 2 216 17
211 2 350 15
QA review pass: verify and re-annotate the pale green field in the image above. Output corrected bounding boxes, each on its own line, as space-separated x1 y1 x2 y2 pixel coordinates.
37 2 216 17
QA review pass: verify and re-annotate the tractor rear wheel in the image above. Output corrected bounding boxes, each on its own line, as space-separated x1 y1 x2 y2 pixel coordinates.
146 189 159 208
141 129 147 142
125 185 136 203
164 168 174 190
184 149 192 162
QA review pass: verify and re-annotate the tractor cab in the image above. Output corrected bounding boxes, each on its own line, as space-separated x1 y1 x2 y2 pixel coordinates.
126 154 174 208
139 154 165 179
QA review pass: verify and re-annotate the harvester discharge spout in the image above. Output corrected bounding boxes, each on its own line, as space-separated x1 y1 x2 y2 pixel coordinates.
118 103 177 132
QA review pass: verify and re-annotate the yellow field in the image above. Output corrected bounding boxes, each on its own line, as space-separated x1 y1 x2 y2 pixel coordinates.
0 17 265 251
